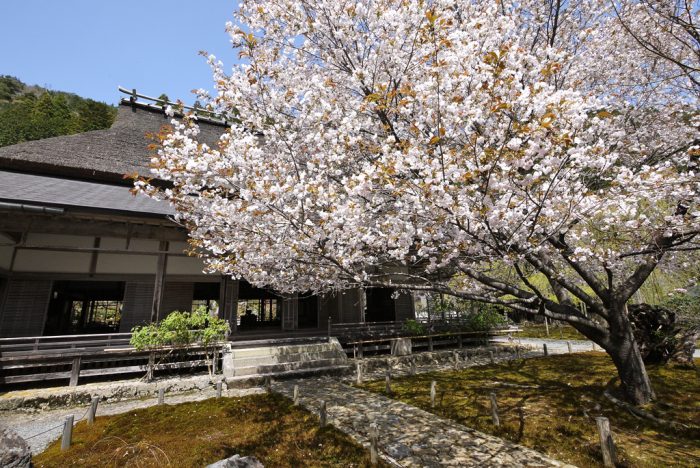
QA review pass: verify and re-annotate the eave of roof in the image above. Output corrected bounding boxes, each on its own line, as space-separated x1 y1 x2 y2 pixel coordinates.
0 170 175 218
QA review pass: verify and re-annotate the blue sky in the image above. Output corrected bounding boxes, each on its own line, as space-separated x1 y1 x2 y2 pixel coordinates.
0 1 238 105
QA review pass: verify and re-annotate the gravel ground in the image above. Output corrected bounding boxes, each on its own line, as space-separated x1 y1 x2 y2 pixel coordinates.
0 386 264 455
492 336 700 358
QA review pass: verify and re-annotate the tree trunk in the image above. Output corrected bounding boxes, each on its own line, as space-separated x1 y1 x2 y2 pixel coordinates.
569 302 656 406
607 329 656 405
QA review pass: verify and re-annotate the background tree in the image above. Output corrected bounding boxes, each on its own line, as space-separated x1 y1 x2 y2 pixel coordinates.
0 75 116 146
140 0 699 405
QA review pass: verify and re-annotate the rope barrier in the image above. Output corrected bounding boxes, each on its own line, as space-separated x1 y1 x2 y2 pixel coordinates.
23 402 92 440
23 423 64 441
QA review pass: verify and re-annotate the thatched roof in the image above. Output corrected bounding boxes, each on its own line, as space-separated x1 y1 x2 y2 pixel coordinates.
0 101 228 185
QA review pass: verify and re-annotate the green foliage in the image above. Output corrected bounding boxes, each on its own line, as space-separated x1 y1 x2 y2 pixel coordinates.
660 292 700 327
425 294 508 332
0 75 116 147
462 306 509 331
0 76 23 102
403 319 426 335
130 307 229 350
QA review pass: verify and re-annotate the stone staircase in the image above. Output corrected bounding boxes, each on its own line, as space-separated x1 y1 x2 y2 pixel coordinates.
221 337 350 382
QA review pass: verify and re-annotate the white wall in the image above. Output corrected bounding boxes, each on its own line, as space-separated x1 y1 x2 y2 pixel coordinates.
0 233 14 270
10 233 208 276
0 246 12 270
95 253 159 274
167 256 206 275
13 250 92 273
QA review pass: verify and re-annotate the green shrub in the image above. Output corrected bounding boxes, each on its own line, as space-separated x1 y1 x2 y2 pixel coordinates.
462 306 509 331
660 292 700 327
403 319 426 335
130 307 229 350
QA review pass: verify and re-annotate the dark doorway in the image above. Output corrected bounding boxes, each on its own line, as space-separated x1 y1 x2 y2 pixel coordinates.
236 281 281 330
298 295 319 328
44 281 125 335
365 288 395 322
192 282 220 314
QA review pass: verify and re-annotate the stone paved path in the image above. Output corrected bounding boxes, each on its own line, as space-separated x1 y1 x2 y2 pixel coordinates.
272 377 572 467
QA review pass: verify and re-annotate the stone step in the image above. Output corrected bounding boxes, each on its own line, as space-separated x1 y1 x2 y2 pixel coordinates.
225 365 351 387
230 349 344 367
231 358 349 377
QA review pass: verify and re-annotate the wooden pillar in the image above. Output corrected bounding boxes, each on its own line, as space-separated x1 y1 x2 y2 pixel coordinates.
220 277 239 334
282 294 298 330
88 237 101 277
150 240 169 323
337 291 343 323
359 288 367 323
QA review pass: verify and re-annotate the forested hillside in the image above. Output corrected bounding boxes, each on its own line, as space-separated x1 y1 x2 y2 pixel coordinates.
0 75 116 147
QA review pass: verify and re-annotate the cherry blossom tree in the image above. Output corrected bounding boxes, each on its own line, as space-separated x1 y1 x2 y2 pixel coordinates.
139 0 699 404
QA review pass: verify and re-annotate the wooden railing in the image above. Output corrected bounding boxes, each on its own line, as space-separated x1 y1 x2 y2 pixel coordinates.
0 333 133 355
330 318 514 341
340 326 521 358
0 332 232 387
0 343 222 387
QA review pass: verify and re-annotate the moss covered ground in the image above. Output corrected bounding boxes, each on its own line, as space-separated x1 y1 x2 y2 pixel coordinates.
361 353 700 468
34 393 385 467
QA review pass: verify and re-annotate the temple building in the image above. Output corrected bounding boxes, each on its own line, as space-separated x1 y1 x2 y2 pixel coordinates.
0 92 414 338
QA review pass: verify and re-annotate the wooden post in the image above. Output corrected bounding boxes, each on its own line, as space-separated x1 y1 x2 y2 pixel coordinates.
490 393 500 426
216 381 222 398
212 349 219 374
428 336 433 352
61 415 74 451
453 350 459 370
146 352 155 381
319 400 327 428
596 417 617 467
69 356 81 387
489 351 495 364
358 340 364 359
356 361 363 384
293 385 299 405
385 371 392 395
150 240 169 322
369 422 379 465
430 381 436 408
567 341 573 354
543 343 548 356
327 315 332 343
220 277 239 334
458 334 463 349
87 396 99 425
158 388 165 405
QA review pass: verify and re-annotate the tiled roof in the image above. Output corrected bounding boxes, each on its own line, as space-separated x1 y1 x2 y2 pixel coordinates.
0 170 175 216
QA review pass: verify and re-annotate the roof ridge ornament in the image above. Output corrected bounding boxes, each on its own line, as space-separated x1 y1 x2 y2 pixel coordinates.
117 86 228 126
